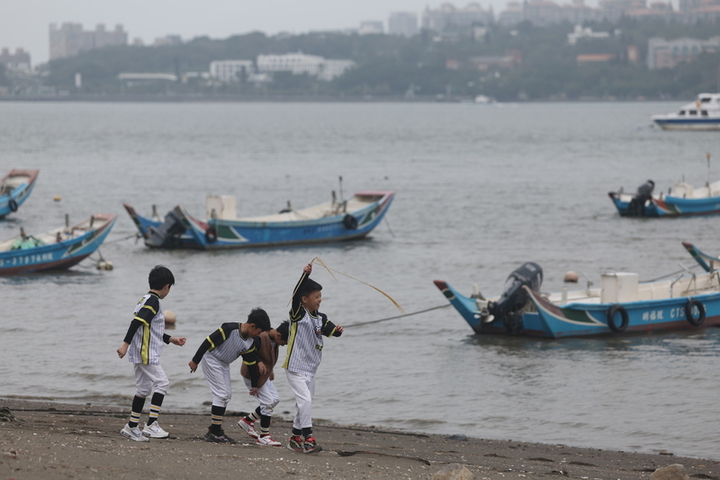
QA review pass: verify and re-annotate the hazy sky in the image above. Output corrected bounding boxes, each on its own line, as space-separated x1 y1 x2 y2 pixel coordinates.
3 0 524 64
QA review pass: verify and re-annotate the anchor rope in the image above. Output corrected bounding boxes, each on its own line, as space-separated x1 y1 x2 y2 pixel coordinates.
344 304 450 328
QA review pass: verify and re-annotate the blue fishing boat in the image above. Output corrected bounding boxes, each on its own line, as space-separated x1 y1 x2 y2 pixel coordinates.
124 190 395 250
0 169 39 218
0 213 117 275
608 175 720 217
524 269 720 338
436 259 720 338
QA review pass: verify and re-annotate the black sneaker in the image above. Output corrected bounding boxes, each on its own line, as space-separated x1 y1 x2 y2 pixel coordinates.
205 428 237 444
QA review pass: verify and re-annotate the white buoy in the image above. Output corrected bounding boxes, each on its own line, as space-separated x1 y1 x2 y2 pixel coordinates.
53 195 62 202
164 310 177 325
97 261 114 270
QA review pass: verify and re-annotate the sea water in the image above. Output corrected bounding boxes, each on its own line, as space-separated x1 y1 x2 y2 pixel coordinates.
1 100 719 460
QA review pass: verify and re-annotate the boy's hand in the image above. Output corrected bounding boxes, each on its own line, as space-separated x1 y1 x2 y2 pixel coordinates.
117 342 129 359
335 325 344 336
303 263 312 274
188 360 198 373
170 337 186 346
249 387 258 396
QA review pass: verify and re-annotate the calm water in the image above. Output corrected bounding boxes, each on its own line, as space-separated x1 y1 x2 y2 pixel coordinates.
1 101 719 461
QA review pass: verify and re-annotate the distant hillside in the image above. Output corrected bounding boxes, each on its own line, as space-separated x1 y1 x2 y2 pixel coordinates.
40 19 720 101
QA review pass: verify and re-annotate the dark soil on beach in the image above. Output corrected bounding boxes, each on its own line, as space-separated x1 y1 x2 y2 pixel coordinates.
0 399 717 480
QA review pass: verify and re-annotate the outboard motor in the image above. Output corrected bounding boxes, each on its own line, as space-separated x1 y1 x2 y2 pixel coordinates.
483 262 543 335
145 209 186 248
627 180 654 216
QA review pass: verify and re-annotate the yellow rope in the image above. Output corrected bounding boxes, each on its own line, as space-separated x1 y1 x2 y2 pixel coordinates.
311 257 405 312
287 257 404 312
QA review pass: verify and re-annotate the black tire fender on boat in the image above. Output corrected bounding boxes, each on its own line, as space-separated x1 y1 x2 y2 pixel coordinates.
343 214 358 230
607 304 629 333
685 299 706 327
205 227 218 244
8 199 18 212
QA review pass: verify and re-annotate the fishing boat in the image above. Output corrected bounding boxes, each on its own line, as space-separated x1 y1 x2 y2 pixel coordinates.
124 190 395 250
0 169 39 218
0 213 117 275
608 175 720 217
652 93 720 131
436 259 720 338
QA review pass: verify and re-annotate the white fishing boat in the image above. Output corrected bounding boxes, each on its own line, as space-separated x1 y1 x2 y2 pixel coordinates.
652 93 720 131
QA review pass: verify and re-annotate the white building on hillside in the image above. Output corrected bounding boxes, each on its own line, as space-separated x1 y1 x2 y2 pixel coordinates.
567 25 611 45
359 21 384 34
210 60 255 82
257 53 355 81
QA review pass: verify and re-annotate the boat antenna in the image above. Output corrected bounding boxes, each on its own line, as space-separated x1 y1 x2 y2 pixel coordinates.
338 175 344 201
707 152 711 188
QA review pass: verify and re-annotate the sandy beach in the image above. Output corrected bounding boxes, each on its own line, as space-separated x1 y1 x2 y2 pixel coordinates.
0 399 717 480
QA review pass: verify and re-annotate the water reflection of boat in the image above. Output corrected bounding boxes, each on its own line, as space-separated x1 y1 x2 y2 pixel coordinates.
652 93 720 131
0 213 117 275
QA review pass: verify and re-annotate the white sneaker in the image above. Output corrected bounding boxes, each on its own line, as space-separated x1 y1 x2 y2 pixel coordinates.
121 423 149 442
255 435 282 446
142 422 169 438
237 417 259 439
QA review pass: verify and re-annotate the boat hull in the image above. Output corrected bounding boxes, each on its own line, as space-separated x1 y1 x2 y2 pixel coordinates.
653 118 720 131
608 192 720 217
525 287 720 338
125 191 395 250
0 214 117 275
0 169 39 218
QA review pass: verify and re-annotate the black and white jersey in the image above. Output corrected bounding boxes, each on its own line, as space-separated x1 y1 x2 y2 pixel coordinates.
192 322 259 365
282 272 341 375
125 292 166 365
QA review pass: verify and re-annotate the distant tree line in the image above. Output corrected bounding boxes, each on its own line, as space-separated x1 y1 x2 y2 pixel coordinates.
37 18 720 101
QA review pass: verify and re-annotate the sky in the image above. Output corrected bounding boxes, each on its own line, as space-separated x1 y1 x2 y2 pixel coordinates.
2 0 526 65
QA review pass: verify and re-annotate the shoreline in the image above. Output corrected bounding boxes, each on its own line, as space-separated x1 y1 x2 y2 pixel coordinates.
1 398 717 480
0 94 684 103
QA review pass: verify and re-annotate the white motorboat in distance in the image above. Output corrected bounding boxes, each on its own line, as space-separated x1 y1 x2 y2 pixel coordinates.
652 93 720 131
